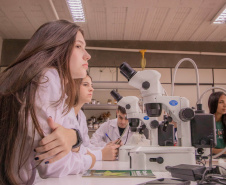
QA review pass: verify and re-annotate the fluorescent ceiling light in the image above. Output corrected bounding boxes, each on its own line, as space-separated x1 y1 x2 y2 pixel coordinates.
212 4 226 24
66 0 85 22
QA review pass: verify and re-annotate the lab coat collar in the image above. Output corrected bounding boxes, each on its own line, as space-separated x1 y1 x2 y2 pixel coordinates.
109 119 118 128
109 118 131 138
109 119 120 138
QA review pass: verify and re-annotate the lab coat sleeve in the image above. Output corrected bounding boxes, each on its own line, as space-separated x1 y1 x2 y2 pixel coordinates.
38 152 92 178
35 69 92 178
79 110 103 150
78 110 103 160
89 121 109 147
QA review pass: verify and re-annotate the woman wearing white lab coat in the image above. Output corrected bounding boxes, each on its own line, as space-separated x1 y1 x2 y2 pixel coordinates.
74 74 120 161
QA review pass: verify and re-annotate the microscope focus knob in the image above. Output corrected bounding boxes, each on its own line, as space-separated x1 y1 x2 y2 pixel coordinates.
142 81 150 90
126 104 131 109
141 124 146 130
197 148 204 155
179 108 194 122
156 157 164 164
150 120 159 129
149 157 164 164
167 116 173 123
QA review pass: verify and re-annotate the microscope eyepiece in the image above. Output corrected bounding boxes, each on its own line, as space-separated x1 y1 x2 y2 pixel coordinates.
119 62 137 81
110 90 122 102
145 103 162 117
128 118 140 132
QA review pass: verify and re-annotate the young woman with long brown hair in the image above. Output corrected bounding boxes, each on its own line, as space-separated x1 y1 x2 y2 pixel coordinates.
208 91 226 155
74 74 121 161
0 20 95 185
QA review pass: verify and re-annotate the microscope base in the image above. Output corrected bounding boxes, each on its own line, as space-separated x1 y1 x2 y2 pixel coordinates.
118 145 136 162
129 146 196 172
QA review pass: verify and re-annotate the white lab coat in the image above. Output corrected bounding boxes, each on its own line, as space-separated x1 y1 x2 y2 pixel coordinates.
90 119 133 147
76 110 103 160
15 69 92 184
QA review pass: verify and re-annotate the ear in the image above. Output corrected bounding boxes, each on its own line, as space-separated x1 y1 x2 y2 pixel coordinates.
116 110 119 118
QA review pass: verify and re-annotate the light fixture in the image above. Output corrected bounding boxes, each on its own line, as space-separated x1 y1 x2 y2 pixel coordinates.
211 4 226 24
140 49 147 70
66 0 86 22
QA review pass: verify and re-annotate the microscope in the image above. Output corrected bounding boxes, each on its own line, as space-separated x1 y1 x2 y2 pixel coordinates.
111 62 197 172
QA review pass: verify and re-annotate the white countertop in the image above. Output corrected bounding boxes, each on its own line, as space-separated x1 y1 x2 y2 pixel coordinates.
34 161 199 185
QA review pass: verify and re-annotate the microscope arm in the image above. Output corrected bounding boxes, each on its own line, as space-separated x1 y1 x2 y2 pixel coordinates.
111 90 159 146
119 62 194 147
149 95 194 147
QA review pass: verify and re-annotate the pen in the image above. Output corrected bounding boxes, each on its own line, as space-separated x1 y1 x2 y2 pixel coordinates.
115 124 129 144
105 133 112 141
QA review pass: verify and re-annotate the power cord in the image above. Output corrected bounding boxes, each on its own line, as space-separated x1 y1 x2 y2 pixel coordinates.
197 165 226 184
196 155 207 166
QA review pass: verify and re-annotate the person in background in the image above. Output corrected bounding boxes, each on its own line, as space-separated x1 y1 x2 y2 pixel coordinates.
0 20 95 185
90 106 134 147
208 91 226 155
74 74 120 160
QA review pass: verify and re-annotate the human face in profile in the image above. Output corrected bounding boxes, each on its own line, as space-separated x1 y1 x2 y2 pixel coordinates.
217 94 226 116
69 31 91 79
79 75 94 104
117 110 129 128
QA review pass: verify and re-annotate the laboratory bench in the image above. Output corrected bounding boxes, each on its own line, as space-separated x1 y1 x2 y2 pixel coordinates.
34 160 203 185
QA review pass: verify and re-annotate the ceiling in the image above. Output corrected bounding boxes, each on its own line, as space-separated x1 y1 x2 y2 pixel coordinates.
0 0 226 41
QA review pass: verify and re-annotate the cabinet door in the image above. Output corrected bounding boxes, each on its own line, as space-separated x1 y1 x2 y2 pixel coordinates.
173 85 212 113
93 82 133 89
118 89 141 98
118 68 171 83
172 69 213 83
92 89 116 104
213 85 226 93
90 67 117 81
214 69 226 84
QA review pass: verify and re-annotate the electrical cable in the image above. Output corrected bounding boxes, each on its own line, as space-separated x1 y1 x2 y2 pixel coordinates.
124 128 130 145
171 58 200 103
196 86 226 104
197 165 226 185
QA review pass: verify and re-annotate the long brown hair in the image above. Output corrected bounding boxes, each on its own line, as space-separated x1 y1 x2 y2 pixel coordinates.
208 91 226 143
0 20 83 184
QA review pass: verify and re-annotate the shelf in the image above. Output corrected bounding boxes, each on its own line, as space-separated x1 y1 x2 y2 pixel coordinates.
82 104 117 110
